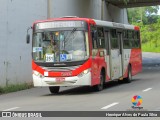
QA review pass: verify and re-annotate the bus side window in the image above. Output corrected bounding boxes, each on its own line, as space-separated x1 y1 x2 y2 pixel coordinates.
91 26 98 49
128 30 135 48
128 30 140 48
134 31 140 48
123 30 130 49
110 29 118 49
97 27 105 48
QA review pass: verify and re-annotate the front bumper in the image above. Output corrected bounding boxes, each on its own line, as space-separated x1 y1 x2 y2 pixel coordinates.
33 71 91 87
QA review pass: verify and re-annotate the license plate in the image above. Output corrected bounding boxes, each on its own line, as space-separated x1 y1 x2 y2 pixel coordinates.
55 78 65 82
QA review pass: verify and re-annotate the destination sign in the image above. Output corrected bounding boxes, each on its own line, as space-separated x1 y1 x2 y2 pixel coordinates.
35 21 86 30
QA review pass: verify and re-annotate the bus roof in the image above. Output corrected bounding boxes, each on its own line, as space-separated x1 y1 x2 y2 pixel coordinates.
33 17 139 31
94 19 139 30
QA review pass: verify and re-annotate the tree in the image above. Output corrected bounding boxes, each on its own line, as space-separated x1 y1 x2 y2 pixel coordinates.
128 6 159 24
125 1 160 52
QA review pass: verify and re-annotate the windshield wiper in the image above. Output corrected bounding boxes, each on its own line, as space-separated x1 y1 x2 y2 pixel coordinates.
64 28 77 45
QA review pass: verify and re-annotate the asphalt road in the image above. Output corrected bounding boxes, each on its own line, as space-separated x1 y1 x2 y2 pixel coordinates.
0 52 160 119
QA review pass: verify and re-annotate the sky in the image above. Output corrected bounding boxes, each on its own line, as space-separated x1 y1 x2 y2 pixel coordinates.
158 6 160 15
158 9 160 15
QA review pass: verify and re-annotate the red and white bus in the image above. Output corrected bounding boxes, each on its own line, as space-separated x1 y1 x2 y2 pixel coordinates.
28 17 142 93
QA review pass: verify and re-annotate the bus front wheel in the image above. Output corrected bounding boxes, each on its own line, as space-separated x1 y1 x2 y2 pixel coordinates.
49 86 60 94
93 71 104 91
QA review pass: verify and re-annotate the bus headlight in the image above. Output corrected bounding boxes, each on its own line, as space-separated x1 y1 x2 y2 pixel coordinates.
78 69 90 77
33 71 44 78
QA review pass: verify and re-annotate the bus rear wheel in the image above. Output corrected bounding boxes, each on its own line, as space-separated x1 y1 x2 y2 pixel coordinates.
124 65 132 83
49 86 60 94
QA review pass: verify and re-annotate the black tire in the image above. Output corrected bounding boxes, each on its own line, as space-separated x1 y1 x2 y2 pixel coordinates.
124 65 132 83
93 71 104 91
49 86 60 94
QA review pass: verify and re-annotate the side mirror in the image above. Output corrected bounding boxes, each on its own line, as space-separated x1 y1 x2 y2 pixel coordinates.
26 34 30 44
26 26 32 44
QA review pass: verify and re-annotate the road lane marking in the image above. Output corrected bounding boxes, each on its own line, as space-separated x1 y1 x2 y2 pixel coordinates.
101 102 119 110
143 88 152 92
3 107 20 111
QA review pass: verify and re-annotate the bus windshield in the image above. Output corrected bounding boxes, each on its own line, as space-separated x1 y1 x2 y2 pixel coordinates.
32 30 89 63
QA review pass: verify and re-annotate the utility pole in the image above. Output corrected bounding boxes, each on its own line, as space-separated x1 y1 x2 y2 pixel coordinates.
141 7 143 23
47 0 52 18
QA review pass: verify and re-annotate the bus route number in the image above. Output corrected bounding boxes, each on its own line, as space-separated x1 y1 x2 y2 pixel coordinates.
46 54 54 62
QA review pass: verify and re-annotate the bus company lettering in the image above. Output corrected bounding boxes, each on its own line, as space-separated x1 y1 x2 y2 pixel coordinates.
61 72 72 76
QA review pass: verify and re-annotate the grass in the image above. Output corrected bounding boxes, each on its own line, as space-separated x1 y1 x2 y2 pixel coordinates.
142 42 160 53
0 82 33 95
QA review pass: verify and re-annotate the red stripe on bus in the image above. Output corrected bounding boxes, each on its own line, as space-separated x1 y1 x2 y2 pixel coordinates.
32 59 92 77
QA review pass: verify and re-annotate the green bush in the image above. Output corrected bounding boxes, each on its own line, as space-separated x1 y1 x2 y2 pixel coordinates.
0 82 33 95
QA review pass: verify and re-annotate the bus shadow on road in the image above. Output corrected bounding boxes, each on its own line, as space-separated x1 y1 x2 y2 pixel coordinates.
43 79 140 96
44 86 94 96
